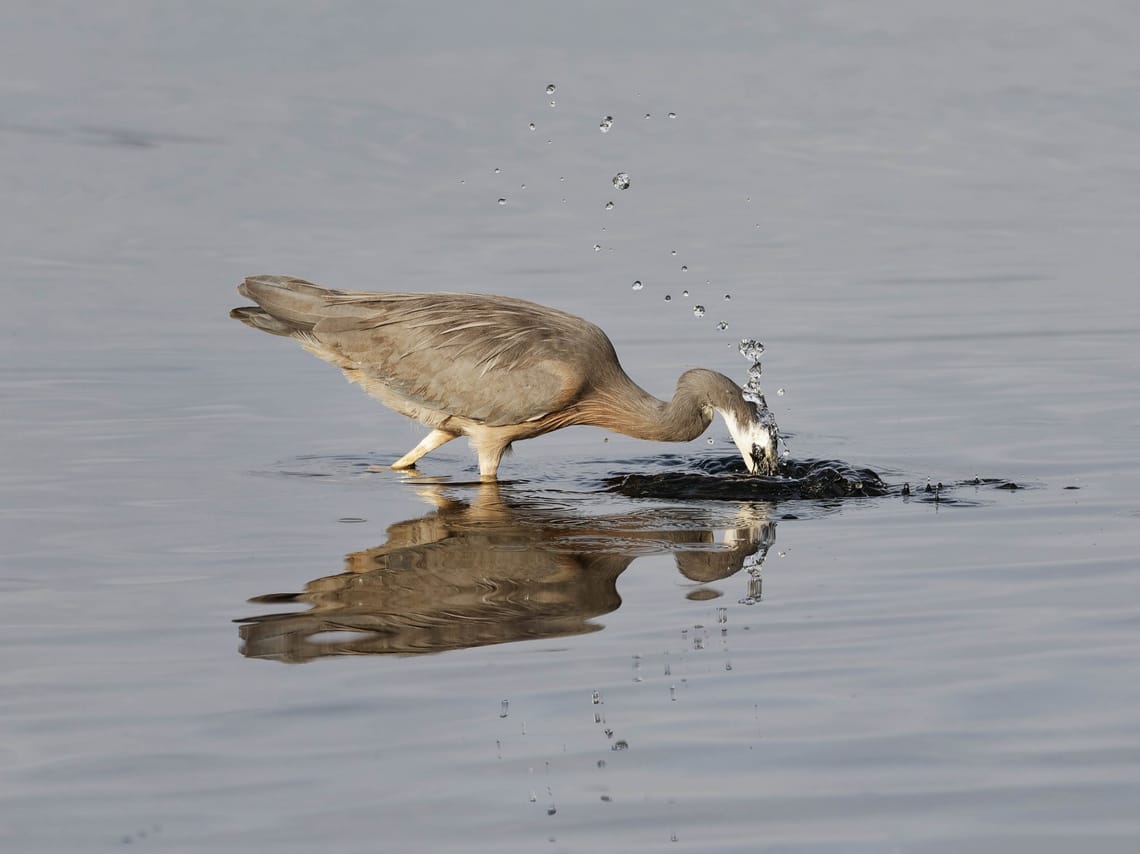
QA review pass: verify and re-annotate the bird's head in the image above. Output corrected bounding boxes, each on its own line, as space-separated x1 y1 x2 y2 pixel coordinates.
720 401 780 476
678 369 782 476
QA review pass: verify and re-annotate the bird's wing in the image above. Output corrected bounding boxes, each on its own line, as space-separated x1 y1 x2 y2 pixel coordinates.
307 290 614 426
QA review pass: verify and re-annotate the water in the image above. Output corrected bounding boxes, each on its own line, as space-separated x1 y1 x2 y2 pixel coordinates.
3 3 1140 853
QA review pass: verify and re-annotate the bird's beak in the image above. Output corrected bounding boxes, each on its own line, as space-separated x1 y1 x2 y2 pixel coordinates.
720 408 779 476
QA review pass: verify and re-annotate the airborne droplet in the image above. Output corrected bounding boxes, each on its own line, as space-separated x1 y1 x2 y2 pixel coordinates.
631 280 643 291
612 172 630 190
599 115 614 132
693 305 706 318
497 198 506 205
739 338 766 360
546 83 556 95
528 122 536 131
605 201 614 210
717 321 728 331
593 244 602 252
668 111 677 119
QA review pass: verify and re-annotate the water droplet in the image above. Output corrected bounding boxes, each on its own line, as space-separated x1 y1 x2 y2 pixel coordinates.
529 791 538 803
682 289 689 298
724 293 731 300
599 115 614 132
717 321 728 331
668 111 677 119
605 201 614 210
644 112 651 119
739 338 766 360
592 689 601 705
458 178 465 184
546 83 556 94
520 183 526 189
693 305 705 317
631 280 643 291
706 437 715 445
611 740 630 751
716 607 728 624
561 198 567 204
669 684 677 701
547 806 557 816
664 294 671 301
493 167 501 174
500 699 509 718
593 243 602 252
559 176 565 182
681 265 688 272
612 172 630 190
671 249 677 256
777 388 785 396
548 99 556 108
601 794 612 802
497 198 507 205
528 122 536 131
546 139 552 144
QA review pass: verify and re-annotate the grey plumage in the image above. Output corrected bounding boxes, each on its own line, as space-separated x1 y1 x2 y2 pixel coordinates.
231 275 777 478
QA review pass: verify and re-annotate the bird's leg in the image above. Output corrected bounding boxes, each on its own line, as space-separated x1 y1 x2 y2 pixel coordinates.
475 442 509 480
391 428 458 470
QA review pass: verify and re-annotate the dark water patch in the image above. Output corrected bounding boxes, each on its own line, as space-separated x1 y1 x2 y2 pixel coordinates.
605 457 1036 506
606 456 889 501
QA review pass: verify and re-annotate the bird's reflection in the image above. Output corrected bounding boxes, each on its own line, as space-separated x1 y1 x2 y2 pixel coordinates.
237 482 775 662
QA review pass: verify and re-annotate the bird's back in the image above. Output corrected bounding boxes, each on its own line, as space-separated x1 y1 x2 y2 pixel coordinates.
231 275 621 427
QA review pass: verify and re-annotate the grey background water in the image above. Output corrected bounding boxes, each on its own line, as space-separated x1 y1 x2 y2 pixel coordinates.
3 2 1139 851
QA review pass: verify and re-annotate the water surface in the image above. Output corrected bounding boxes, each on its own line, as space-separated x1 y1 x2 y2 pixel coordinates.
2 3 1140 852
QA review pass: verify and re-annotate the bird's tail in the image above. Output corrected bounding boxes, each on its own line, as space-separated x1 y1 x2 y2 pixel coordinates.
230 275 343 336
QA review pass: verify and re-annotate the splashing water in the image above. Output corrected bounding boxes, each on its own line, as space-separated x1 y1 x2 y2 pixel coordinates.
738 338 781 473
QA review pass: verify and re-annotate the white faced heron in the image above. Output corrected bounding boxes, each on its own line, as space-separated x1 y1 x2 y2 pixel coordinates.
230 276 778 478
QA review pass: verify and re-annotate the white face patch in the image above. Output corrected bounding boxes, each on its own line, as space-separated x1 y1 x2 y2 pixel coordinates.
717 407 777 475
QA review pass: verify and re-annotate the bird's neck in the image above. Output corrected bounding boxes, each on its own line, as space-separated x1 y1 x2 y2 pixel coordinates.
579 371 711 442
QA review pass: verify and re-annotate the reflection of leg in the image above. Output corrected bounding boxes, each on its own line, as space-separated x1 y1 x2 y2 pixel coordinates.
391 429 458 469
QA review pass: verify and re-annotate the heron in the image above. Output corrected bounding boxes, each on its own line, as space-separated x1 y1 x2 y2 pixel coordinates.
230 275 778 479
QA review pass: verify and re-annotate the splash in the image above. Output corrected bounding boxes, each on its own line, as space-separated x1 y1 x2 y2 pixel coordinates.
738 338 781 473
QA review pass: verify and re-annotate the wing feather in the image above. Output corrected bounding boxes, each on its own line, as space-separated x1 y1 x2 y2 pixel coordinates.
304 290 617 426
